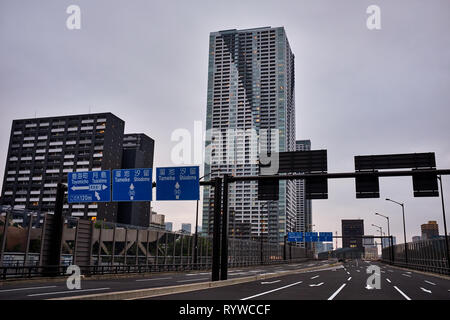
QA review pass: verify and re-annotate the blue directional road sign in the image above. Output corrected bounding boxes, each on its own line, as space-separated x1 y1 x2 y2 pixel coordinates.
156 166 199 201
319 232 333 242
304 232 319 242
112 168 152 202
287 232 304 242
68 171 111 203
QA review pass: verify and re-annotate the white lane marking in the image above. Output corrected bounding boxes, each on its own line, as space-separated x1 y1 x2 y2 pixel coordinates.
28 288 110 297
310 275 319 280
309 282 324 287
386 279 391 283
177 278 209 283
0 286 57 293
394 286 411 300
261 280 281 285
347 277 352 281
328 283 347 300
388 270 394 273
261 273 277 276
420 287 432 294
424 280 436 286
356 270 360 273
402 274 412 278
241 281 303 300
307 264 315 267
381 271 386 273
186 273 209 276
346 271 350 275
135 277 172 282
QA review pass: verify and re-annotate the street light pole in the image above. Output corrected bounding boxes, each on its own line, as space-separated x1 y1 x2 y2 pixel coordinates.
386 198 408 266
437 176 450 273
375 212 394 263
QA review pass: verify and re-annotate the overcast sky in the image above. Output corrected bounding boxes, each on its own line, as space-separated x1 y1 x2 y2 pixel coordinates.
1 0 449 246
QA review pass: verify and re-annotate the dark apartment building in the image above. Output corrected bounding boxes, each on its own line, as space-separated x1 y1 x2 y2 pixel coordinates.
1 113 155 227
342 219 365 252
118 134 155 227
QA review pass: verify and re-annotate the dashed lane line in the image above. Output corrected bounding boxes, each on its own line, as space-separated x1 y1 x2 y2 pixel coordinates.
424 280 436 286
386 279 391 283
28 288 110 297
176 278 210 283
327 283 347 300
240 281 303 301
309 282 324 287
136 277 172 282
394 286 412 300
310 275 320 280
347 277 352 281
420 287 432 294
402 274 412 278
0 286 58 293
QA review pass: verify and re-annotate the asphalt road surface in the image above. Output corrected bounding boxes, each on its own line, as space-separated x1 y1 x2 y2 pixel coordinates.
146 260 450 300
0 260 332 300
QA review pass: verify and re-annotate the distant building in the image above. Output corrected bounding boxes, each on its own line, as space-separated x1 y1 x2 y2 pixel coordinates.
117 134 155 227
382 236 396 247
421 221 439 240
315 242 333 254
181 223 191 234
196 226 202 233
149 211 165 230
342 220 364 254
364 246 379 260
362 236 375 246
165 222 173 232
412 236 422 242
295 140 312 249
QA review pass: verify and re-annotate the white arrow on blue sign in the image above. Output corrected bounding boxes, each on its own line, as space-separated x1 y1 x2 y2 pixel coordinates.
112 168 153 202
68 170 111 203
156 166 199 201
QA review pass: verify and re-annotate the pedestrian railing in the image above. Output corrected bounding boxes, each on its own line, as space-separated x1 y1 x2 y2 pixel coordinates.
381 238 450 275
0 210 306 280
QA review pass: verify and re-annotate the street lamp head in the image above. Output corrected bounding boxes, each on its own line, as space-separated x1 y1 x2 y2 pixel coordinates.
385 198 390 201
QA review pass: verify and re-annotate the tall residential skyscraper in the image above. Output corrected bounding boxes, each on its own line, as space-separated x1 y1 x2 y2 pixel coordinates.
295 140 312 248
202 27 296 243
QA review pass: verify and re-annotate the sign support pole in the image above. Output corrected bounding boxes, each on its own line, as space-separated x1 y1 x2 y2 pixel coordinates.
211 177 222 282
220 174 229 280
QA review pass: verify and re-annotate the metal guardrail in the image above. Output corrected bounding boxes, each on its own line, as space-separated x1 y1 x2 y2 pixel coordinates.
382 238 450 275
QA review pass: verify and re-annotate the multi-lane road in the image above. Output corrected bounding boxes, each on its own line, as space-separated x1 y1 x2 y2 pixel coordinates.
0 260 331 300
146 260 450 300
0 260 448 300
